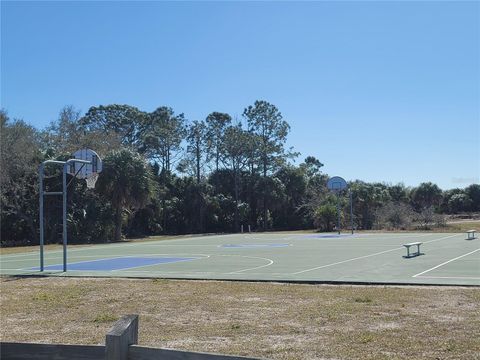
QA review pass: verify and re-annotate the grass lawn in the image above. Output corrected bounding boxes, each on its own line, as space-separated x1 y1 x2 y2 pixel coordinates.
1 277 479 360
444 220 480 233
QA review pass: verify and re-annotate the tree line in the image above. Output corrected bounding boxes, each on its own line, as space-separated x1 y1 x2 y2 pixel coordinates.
1 102 479 246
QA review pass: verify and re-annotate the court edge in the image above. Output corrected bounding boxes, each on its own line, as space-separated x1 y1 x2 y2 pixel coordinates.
1 274 478 288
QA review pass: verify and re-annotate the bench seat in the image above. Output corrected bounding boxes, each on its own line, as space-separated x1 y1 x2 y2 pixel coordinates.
403 242 423 258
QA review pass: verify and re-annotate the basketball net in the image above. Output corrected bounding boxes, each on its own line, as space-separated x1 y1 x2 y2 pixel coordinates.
85 173 99 189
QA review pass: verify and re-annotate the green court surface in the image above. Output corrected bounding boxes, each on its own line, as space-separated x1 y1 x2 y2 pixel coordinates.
1 232 479 286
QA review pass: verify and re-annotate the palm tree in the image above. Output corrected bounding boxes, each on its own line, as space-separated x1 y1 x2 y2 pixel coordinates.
96 149 155 241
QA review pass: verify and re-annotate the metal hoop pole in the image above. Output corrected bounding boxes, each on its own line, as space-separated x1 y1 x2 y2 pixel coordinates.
62 159 90 272
39 163 45 271
337 192 341 235
350 190 354 235
63 164 67 272
39 159 66 272
38 158 92 273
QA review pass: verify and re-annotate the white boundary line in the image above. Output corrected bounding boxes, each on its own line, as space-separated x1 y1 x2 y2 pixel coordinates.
28 256 128 269
226 257 274 274
0 232 451 259
1 253 211 263
217 244 290 249
414 275 480 280
0 234 237 259
412 248 480 278
202 254 274 274
20 254 211 272
291 248 403 275
140 244 218 247
291 234 459 275
110 257 204 272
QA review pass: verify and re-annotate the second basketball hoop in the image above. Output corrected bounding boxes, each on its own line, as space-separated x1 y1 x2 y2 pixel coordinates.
68 148 103 189
327 176 348 193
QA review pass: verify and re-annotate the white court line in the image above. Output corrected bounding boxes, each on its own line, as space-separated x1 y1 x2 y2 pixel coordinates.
289 233 434 242
111 256 205 272
203 254 274 275
18 256 133 271
291 249 404 275
370 233 434 237
110 270 219 275
2 234 462 277
140 244 218 247
412 248 480 278
0 251 41 259
0 243 138 259
217 244 291 249
226 257 274 274
0 234 236 259
243 237 292 241
1 253 212 263
0 232 439 259
0 240 165 258
18 254 211 272
414 275 480 280
292 234 459 275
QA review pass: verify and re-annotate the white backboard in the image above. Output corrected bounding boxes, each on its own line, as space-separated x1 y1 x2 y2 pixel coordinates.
327 176 348 192
68 148 102 179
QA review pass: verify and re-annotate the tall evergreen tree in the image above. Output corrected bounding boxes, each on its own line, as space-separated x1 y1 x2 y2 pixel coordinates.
243 100 292 230
46 106 121 156
80 104 147 150
1 111 42 243
185 120 208 183
219 124 253 231
206 112 232 171
142 107 186 173
410 182 443 211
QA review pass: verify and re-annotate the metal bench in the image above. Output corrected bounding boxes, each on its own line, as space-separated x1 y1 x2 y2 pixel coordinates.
467 230 477 240
403 242 423 258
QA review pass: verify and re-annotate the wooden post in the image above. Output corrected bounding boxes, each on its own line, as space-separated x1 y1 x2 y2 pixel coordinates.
105 315 138 360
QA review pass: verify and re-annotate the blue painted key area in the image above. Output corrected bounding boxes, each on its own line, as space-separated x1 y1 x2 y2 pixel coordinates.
221 244 289 248
306 234 358 239
34 257 196 271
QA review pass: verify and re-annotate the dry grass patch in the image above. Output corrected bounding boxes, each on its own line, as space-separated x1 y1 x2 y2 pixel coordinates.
1 277 479 360
444 220 480 233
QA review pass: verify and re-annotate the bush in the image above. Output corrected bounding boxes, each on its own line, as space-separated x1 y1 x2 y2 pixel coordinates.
314 204 338 232
374 202 414 230
415 206 435 230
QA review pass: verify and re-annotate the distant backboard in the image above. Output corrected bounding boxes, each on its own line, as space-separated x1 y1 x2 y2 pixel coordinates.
68 148 102 179
327 176 348 192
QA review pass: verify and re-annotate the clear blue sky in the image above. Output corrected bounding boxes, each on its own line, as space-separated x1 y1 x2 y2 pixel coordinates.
2 1 479 189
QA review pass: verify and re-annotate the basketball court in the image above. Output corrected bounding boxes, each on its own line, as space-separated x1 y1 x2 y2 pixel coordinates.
2 152 478 286
1 232 478 286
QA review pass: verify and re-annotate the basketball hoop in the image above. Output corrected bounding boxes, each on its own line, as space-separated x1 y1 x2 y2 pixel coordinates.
327 176 348 192
38 148 103 273
326 176 349 235
69 148 102 190
85 173 99 189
